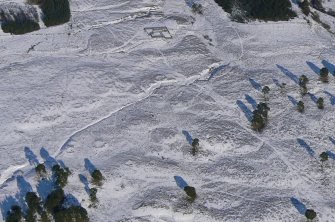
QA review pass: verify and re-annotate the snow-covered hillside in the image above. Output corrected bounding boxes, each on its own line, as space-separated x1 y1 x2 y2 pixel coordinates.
0 0 335 221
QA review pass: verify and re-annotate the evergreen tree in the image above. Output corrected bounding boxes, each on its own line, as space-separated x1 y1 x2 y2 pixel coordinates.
297 101 305 113
320 67 329 83
191 138 200 156
91 169 104 186
320 152 329 162
251 110 265 131
6 205 23 222
52 164 70 188
35 163 47 177
299 75 309 87
317 97 324 109
184 186 197 200
89 188 98 208
262 86 270 100
44 188 65 212
298 0 310 15
305 209 317 220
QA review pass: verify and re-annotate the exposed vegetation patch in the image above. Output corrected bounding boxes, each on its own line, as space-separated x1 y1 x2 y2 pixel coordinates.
0 3 40 35
214 0 296 22
39 0 71 27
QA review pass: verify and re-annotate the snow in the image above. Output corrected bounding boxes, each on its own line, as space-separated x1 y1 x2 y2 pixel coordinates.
0 0 335 221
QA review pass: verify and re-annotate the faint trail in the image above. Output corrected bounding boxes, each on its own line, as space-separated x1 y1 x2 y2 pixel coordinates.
55 68 215 157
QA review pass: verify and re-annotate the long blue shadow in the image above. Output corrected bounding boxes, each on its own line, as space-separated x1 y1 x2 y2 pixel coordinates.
174 176 188 189
329 137 335 145
57 160 68 169
326 151 335 160
40 147 58 168
245 94 258 109
276 64 299 84
236 100 253 122
321 60 335 76
324 91 335 105
287 95 298 106
36 179 54 201
308 93 318 103
208 64 229 80
291 197 307 214
272 78 281 87
24 147 39 166
297 139 315 157
182 130 193 145
16 176 32 211
306 61 320 75
79 174 90 194
84 158 97 174
249 78 262 91
16 176 33 196
63 194 81 208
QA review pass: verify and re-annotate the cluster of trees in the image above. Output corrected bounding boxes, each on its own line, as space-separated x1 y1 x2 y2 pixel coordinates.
214 0 296 22
6 189 89 222
3 162 90 222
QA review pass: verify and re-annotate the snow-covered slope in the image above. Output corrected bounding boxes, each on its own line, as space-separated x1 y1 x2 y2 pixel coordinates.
0 0 335 221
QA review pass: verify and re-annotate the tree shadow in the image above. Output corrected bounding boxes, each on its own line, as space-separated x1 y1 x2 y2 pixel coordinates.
326 151 335 160
290 197 307 214
36 178 54 201
24 147 39 166
308 92 318 103
0 196 19 220
297 138 315 157
324 91 335 105
321 60 335 76
57 160 68 169
174 176 188 189
40 147 58 168
276 65 299 84
236 100 252 122
272 78 282 87
287 95 298 106
208 64 229 80
182 130 193 145
245 94 257 109
306 61 320 75
329 137 335 145
15 176 33 211
79 174 90 194
84 159 97 174
63 194 81 208
248 78 262 91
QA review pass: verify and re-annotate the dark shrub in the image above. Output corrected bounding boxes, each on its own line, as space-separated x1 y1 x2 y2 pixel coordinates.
53 206 89 222
297 101 305 113
52 164 70 187
6 205 23 222
214 0 296 22
91 169 104 186
184 186 197 200
40 0 71 27
35 163 47 177
317 97 324 109
305 209 317 220
44 188 65 212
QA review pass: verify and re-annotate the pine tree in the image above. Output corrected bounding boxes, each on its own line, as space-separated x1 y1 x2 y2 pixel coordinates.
320 67 329 83
305 209 317 220
317 97 324 109
297 101 305 113
191 138 200 156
